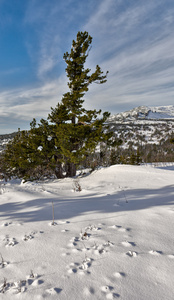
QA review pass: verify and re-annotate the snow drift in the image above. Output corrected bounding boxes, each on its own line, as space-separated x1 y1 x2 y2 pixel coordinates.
0 164 174 299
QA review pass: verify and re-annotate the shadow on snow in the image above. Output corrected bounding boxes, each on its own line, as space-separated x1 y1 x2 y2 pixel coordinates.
0 184 174 223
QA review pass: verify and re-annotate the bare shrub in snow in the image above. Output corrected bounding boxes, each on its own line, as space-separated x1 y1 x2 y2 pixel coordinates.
73 179 82 192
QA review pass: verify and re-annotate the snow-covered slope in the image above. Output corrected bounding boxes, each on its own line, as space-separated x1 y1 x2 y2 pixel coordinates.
0 164 174 299
106 106 174 153
108 105 174 122
0 132 17 153
147 106 174 119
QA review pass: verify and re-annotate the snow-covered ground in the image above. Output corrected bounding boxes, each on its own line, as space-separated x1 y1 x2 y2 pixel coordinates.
108 105 174 122
0 165 174 299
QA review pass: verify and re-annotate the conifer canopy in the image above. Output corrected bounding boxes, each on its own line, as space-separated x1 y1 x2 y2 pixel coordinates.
2 31 117 180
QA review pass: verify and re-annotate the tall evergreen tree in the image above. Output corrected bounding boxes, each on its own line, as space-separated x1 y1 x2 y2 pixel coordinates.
2 31 117 180
48 31 113 176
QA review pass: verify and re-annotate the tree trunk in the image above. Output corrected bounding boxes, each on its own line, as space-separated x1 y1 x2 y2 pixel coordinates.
55 163 64 178
66 162 76 177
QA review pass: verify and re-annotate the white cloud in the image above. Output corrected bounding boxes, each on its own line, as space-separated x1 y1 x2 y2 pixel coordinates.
1 0 174 133
37 34 62 79
83 0 174 112
24 1 63 79
0 75 67 123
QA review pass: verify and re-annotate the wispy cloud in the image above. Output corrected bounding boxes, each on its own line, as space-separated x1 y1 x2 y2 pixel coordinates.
83 0 174 112
0 67 24 76
24 0 86 80
37 34 61 79
1 0 174 133
24 1 64 79
0 75 68 132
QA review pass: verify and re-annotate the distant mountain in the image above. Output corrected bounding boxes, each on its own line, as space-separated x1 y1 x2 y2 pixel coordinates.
105 105 174 163
0 132 18 153
108 105 174 122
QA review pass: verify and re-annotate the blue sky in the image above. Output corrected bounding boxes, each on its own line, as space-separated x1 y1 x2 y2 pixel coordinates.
0 0 174 133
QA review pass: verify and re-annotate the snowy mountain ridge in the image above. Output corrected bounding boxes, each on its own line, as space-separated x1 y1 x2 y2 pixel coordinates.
105 105 174 162
108 105 174 122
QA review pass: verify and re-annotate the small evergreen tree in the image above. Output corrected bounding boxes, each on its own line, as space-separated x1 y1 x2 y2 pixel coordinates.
2 122 54 181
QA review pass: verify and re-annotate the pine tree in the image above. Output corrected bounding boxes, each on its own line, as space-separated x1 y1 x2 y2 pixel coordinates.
2 31 116 180
2 120 58 180
48 31 112 177
2 130 33 179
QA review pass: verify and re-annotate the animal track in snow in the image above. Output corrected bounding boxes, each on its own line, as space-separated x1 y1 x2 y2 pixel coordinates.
70 236 79 243
4 237 18 247
93 244 106 255
26 272 43 287
113 272 126 279
92 241 113 255
66 237 83 252
119 227 131 232
23 231 39 241
109 225 120 229
109 225 131 232
67 257 92 275
85 224 101 231
126 251 137 257
2 222 12 227
23 234 34 241
65 237 79 249
104 241 114 247
71 248 82 253
0 257 8 268
45 287 62 295
26 271 39 285
0 278 32 294
61 229 69 232
106 292 120 299
13 280 27 293
101 285 114 293
121 241 136 247
1 221 23 227
83 286 95 297
149 250 163 256
101 285 120 299
31 279 44 286
67 262 80 274
58 220 70 224
67 268 78 274
61 252 71 257
79 257 92 270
